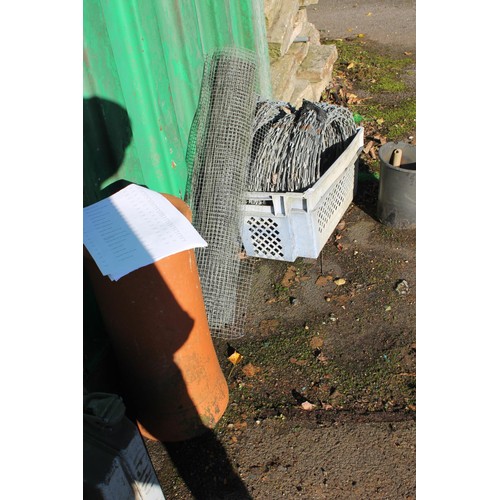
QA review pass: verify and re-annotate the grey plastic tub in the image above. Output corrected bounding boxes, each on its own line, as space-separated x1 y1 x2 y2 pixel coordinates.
377 142 416 229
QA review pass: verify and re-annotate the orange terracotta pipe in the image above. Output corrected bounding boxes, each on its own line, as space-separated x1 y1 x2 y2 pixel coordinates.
83 193 229 442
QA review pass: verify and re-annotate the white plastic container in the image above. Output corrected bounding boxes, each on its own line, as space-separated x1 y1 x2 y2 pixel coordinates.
241 127 364 262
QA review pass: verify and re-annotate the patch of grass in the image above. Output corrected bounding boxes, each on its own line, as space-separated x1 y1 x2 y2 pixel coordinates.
329 39 414 93
271 283 290 301
358 99 416 141
323 38 416 143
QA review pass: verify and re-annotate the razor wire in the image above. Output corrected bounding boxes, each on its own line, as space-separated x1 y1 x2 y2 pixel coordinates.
247 99 357 193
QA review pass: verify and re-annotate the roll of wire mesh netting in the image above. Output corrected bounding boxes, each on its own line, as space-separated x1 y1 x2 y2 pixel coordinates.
186 47 258 340
247 99 357 193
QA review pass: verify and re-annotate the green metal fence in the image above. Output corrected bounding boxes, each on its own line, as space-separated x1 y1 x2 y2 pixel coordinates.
83 0 271 206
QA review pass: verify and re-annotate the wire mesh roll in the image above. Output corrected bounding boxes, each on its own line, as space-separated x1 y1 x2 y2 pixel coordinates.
186 47 258 339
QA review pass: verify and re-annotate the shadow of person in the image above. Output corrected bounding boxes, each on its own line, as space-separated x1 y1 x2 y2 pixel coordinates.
161 433 252 500
83 98 251 498
83 96 133 207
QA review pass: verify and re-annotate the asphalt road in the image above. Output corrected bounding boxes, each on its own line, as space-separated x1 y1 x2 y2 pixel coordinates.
306 0 416 54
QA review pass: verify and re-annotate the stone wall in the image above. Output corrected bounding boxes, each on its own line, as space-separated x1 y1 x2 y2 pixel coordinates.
264 0 337 107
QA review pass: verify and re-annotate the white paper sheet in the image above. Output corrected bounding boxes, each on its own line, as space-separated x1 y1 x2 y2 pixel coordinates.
83 184 207 280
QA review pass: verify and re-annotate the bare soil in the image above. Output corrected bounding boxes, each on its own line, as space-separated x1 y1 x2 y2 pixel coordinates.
146 193 416 498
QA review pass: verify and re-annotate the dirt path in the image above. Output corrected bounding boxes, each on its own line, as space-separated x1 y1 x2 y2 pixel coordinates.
306 0 416 55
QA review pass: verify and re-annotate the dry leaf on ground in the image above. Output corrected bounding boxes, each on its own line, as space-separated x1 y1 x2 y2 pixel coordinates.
228 351 243 365
281 266 297 287
310 336 324 349
315 275 332 286
242 363 261 377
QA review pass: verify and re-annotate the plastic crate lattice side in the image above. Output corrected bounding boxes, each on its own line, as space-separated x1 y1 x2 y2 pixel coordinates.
315 163 355 234
245 216 285 258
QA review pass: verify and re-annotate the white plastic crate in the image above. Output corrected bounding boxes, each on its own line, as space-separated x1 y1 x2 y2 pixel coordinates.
241 127 364 262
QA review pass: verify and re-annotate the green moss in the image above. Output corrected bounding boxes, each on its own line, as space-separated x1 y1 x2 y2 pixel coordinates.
268 43 281 62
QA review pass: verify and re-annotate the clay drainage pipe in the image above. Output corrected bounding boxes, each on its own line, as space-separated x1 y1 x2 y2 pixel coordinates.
84 193 229 442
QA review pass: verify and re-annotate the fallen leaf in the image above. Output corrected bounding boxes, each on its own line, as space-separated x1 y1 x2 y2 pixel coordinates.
317 352 329 364
301 401 316 411
310 336 324 349
347 93 359 104
322 403 334 410
289 358 307 366
346 62 355 70
315 275 332 286
408 404 416 411
242 363 260 377
334 278 346 286
357 33 365 38
363 140 375 154
228 351 243 365
404 51 412 56
281 266 297 287
376 118 385 125
367 12 372 16
336 220 346 231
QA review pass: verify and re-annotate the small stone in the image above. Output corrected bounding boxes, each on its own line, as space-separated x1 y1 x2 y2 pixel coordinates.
395 279 409 295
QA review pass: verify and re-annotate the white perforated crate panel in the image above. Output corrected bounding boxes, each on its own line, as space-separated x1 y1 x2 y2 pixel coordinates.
241 127 363 262
313 160 355 251
242 215 296 261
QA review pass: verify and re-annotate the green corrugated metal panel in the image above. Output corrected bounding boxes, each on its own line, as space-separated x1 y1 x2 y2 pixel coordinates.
83 0 271 206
